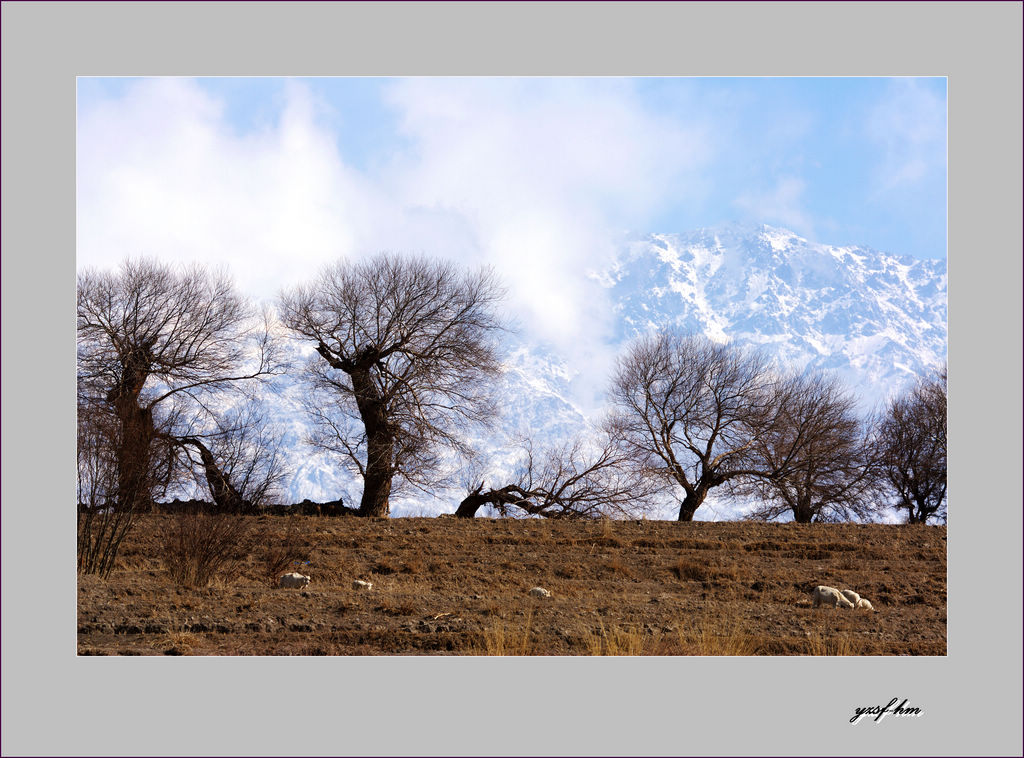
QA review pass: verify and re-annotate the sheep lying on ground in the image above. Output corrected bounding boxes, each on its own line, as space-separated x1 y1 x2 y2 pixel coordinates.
842 589 875 610
279 572 311 589
352 580 373 591
812 585 875 610
813 585 855 608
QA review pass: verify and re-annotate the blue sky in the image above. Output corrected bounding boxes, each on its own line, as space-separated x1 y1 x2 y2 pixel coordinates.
78 76 947 263
77 76 946 391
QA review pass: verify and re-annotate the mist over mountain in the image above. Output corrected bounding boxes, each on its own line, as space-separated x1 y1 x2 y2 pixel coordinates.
231 224 948 515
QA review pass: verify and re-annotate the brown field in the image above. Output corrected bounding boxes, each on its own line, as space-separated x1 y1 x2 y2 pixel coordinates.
77 514 946 656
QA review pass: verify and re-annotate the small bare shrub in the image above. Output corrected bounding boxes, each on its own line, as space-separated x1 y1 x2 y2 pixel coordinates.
161 512 254 587
77 403 143 578
259 518 310 586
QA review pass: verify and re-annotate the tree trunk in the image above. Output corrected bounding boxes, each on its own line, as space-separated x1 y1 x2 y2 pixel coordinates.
114 399 154 512
677 485 708 522
359 446 393 517
793 498 815 523
456 484 530 518
180 437 247 512
455 492 489 518
350 368 394 518
108 342 156 512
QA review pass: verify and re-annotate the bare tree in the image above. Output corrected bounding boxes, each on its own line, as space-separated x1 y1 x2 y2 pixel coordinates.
77 259 278 524
876 367 947 524
279 254 506 517
741 372 880 523
77 400 136 577
172 397 290 512
607 330 783 521
454 433 650 519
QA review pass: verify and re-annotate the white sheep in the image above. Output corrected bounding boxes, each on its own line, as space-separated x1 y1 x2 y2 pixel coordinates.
279 572 311 589
812 585 855 608
842 589 876 611
528 587 552 598
841 589 861 607
352 580 373 591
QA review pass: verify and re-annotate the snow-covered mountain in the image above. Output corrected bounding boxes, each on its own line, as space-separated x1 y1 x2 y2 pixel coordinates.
208 223 947 514
607 224 947 406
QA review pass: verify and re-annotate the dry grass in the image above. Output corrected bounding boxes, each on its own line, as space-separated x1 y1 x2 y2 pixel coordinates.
586 622 651 656
79 515 947 656
160 512 253 587
473 608 535 655
806 635 864 655
677 615 760 656
672 558 710 582
605 556 634 578
147 617 203 656
258 517 310 586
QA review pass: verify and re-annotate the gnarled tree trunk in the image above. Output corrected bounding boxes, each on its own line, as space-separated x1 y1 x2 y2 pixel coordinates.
677 483 711 522
107 344 156 511
178 437 248 513
455 486 493 518
350 367 394 518
114 401 154 511
455 483 531 518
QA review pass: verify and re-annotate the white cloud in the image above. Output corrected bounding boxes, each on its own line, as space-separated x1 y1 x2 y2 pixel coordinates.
77 79 369 297
735 175 815 238
866 79 946 193
375 79 709 348
77 77 710 411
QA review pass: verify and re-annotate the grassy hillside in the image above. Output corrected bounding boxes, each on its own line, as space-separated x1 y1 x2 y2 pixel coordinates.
77 514 946 655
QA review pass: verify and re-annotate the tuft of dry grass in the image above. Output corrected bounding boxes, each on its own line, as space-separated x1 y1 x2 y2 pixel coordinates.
805 630 864 656
672 558 710 582
149 619 202 655
605 556 634 578
677 616 760 656
473 608 535 655
586 622 650 656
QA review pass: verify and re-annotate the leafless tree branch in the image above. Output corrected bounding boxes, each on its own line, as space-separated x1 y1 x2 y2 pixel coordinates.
279 253 507 516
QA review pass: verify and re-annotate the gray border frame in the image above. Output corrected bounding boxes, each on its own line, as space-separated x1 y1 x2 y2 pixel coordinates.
3 2 1021 756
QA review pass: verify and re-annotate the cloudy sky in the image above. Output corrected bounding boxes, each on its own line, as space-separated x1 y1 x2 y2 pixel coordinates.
77 76 946 407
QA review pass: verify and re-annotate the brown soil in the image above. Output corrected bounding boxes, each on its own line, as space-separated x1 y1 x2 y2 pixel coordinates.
77 514 946 656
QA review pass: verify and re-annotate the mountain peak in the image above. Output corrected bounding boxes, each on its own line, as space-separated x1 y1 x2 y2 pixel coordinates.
611 225 947 406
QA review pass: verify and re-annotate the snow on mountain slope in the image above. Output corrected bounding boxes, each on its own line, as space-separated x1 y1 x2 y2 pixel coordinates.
606 224 947 406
